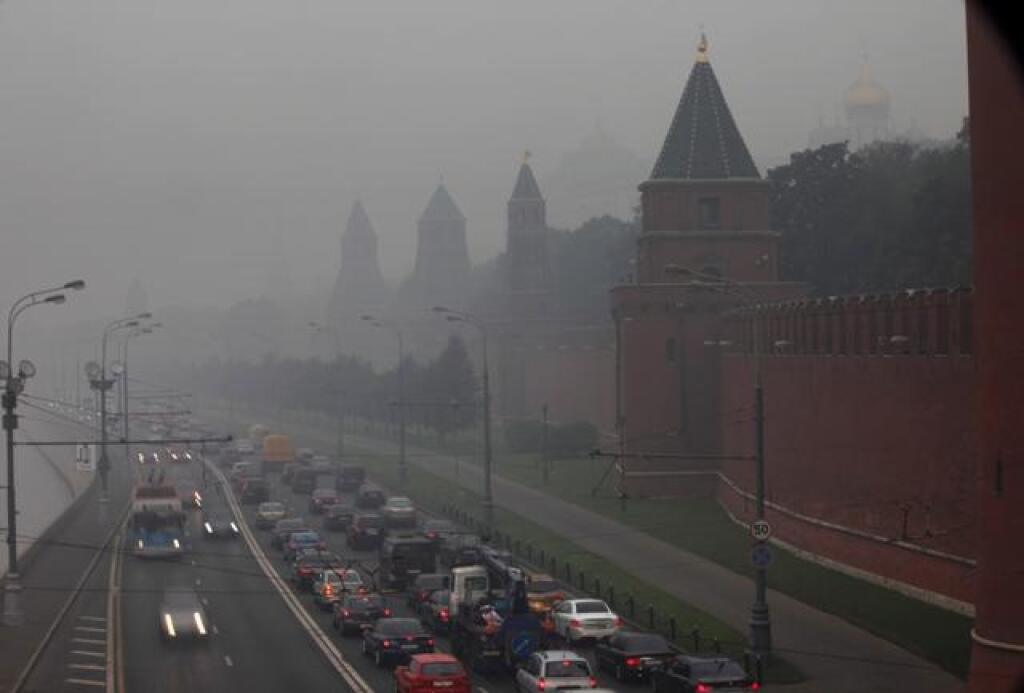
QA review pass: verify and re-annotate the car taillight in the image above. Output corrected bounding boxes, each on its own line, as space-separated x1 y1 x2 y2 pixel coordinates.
383 608 392 616
625 657 641 668
615 616 624 627
426 638 434 647
537 679 546 691
588 676 597 688
439 608 449 621
342 609 351 617
569 619 581 628
750 684 760 691
382 639 391 648
695 684 712 693
300 567 312 575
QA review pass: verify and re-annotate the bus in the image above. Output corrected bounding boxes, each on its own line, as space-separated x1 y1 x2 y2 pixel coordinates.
129 481 186 558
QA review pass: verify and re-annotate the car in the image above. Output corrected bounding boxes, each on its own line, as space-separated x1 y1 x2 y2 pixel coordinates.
323 502 355 531
526 573 566 615
309 487 341 514
159 589 210 641
291 467 319 494
438 533 484 568
310 455 334 473
229 461 256 485
594 631 676 681
394 653 471 693
336 464 366 491
355 483 387 510
292 551 345 591
649 656 759 692
381 496 417 528
420 589 452 634
271 517 309 549
281 462 306 485
283 530 327 561
551 599 622 643
421 519 456 544
406 573 450 610
201 510 240 539
167 448 192 464
333 592 392 635
362 617 434 667
379 534 438 589
347 512 385 550
239 477 269 504
515 650 596 692
296 447 316 464
312 568 366 609
255 501 287 529
176 483 203 510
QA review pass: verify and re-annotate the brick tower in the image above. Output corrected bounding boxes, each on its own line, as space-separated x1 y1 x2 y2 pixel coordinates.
328 200 389 342
405 183 471 311
505 157 550 298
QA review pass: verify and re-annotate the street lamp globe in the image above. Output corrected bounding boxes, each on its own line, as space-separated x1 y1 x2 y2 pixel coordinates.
17 360 36 379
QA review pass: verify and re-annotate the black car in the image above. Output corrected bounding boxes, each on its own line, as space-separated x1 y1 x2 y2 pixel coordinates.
271 517 310 550
347 512 385 550
361 617 433 667
379 534 438 589
291 550 344 591
649 656 758 692
355 483 386 509
281 462 306 485
201 510 240 539
332 592 392 635
420 589 452 634
595 631 676 681
159 589 210 642
406 573 450 610
438 533 483 568
239 477 269 504
323 502 355 531
336 465 366 491
292 468 318 494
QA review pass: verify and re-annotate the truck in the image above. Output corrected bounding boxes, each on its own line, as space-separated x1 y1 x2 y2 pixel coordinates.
261 433 295 474
448 558 542 674
379 534 438 589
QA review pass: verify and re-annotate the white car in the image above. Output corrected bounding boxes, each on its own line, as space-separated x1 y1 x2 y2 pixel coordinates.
515 650 596 691
311 568 365 609
551 599 622 643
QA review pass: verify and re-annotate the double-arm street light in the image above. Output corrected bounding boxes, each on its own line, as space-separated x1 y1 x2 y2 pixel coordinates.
432 306 493 536
664 264 772 658
3 279 86 626
120 321 161 462
360 316 408 486
91 313 152 501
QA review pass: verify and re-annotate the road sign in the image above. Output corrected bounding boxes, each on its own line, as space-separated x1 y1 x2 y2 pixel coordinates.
750 519 772 542
511 631 534 657
751 543 774 569
75 444 97 473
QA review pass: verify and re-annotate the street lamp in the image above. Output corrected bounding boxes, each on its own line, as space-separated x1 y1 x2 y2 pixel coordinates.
432 305 493 536
361 315 408 486
665 263 772 659
3 279 86 626
120 322 161 457
93 313 152 501
308 321 348 461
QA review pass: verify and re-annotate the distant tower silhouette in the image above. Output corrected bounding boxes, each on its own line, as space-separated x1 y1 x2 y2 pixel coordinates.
406 183 471 309
845 60 890 148
328 200 389 332
506 154 549 294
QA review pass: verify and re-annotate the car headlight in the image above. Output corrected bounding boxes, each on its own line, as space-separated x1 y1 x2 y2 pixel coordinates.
172 538 181 549
163 613 176 638
230 522 239 533
193 611 207 636
137 539 144 549
204 522 213 533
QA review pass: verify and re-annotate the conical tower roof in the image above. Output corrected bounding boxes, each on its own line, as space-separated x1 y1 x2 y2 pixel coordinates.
511 161 542 200
420 184 466 222
344 199 375 238
650 35 759 180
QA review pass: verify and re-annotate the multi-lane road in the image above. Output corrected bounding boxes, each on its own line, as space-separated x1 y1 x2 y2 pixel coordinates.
17 443 631 692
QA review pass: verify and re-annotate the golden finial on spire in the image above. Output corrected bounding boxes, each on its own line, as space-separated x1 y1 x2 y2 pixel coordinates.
696 32 709 63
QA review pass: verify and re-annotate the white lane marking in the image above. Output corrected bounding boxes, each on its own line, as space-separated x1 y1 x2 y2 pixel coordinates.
74 626 106 633
224 655 234 667
201 597 209 606
70 650 106 658
71 637 106 646
207 460 374 693
65 678 106 687
195 578 202 586
69 663 107 672
79 616 107 622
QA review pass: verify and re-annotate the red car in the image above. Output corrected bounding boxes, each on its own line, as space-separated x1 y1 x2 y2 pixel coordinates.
394 653 470 693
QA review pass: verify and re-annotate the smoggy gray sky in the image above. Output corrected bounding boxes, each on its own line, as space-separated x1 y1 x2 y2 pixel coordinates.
0 0 968 320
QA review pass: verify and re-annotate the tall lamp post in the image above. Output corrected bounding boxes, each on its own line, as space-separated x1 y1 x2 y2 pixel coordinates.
664 264 771 659
3 279 85 626
308 321 348 463
360 315 407 486
119 322 160 464
432 306 493 536
93 313 151 501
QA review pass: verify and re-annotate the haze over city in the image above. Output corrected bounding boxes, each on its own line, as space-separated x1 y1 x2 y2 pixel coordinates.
0 0 967 316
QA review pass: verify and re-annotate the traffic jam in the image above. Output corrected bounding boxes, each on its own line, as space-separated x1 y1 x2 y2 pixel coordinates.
147 422 761 692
